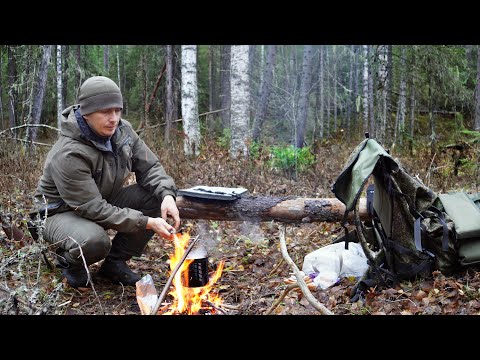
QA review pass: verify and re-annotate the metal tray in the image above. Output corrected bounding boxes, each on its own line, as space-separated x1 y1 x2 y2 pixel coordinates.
178 186 248 201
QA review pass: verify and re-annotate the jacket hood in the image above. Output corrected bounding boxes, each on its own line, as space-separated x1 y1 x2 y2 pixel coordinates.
60 105 83 141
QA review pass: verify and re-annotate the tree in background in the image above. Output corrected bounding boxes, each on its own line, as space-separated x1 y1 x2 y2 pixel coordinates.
230 45 250 159
181 45 200 156
26 45 52 144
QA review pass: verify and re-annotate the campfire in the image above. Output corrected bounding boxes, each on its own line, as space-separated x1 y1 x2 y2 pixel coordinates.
162 232 225 315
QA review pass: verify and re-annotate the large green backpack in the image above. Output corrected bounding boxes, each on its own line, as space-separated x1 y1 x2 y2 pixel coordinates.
332 136 480 294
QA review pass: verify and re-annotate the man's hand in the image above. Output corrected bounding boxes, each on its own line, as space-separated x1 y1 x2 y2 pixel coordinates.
161 195 181 230
146 217 175 239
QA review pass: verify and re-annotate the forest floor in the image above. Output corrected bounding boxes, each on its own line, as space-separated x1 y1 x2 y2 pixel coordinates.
2 130 480 316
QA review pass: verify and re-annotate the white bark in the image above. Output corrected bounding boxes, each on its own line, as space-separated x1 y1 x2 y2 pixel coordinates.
362 45 369 133
333 45 337 132
56 45 63 130
230 45 250 159
377 45 388 143
181 45 200 156
319 46 324 139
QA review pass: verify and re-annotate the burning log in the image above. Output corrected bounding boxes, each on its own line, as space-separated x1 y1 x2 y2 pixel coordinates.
176 196 369 223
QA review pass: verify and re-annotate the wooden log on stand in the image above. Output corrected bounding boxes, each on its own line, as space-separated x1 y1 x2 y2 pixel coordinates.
176 195 368 223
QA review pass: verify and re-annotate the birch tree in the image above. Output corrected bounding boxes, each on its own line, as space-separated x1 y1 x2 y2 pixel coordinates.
362 45 369 134
230 45 250 159
181 45 200 156
377 45 388 145
208 45 216 132
56 45 63 130
368 46 375 138
333 45 337 132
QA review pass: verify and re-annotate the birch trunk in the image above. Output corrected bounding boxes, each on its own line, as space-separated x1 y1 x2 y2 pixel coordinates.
377 45 388 145
181 45 200 156
362 45 369 134
319 46 325 139
333 45 337 132
230 45 250 159
368 46 375 139
325 46 330 136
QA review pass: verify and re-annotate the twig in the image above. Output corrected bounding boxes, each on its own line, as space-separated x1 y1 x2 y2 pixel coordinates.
203 300 227 315
264 283 299 315
0 123 59 137
146 108 230 130
277 225 333 315
150 235 200 315
0 285 40 313
1 137 52 147
67 236 105 315
267 259 284 277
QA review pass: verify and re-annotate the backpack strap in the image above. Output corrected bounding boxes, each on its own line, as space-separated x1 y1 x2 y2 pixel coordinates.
341 211 351 250
426 205 450 252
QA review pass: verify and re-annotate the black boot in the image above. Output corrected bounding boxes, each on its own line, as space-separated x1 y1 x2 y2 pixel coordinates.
98 229 151 286
98 257 142 286
55 248 90 288
61 266 90 288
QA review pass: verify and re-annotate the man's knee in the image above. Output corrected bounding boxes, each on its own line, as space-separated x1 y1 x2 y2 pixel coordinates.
67 232 111 266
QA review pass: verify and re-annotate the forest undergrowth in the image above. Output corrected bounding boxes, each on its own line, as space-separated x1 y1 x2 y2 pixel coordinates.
1 126 480 315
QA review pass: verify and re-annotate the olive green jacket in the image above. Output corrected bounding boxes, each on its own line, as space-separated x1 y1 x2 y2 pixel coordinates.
33 105 177 233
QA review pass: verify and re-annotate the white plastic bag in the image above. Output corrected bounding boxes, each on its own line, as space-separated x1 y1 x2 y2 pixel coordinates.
135 274 159 315
301 242 369 290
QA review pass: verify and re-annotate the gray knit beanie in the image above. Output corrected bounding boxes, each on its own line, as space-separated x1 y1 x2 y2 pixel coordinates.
79 76 123 115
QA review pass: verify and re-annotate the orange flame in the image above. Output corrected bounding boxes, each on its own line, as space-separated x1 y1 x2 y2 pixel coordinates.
163 232 224 315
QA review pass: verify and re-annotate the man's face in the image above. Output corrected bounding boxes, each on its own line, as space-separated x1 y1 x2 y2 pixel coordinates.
84 108 121 137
